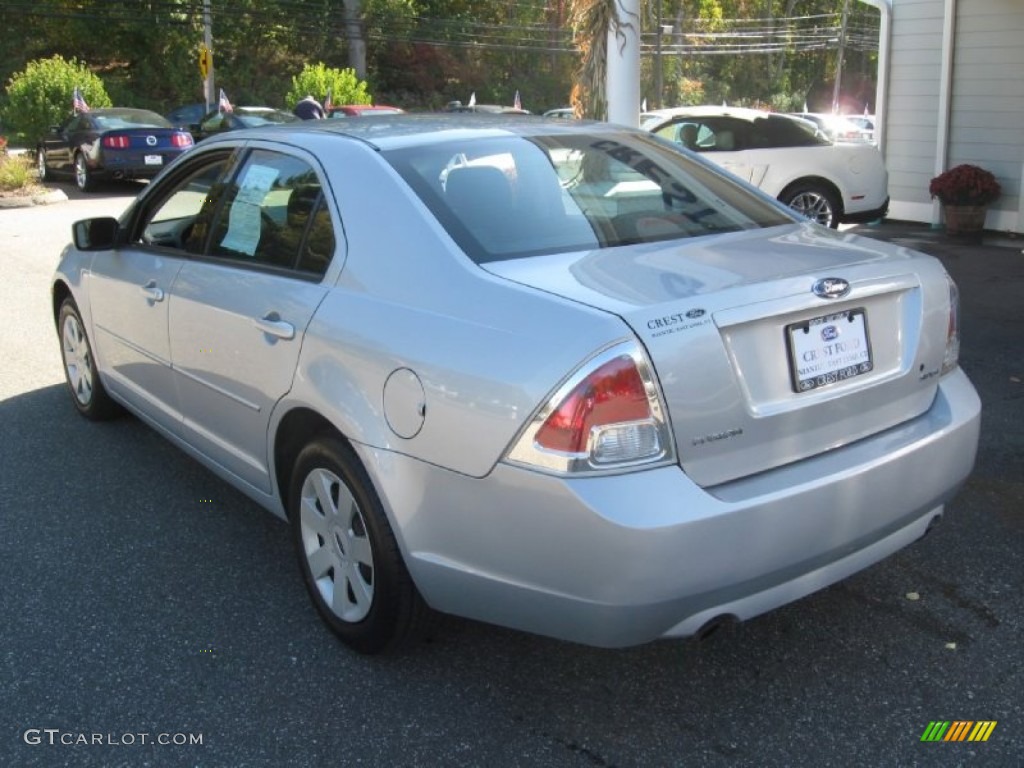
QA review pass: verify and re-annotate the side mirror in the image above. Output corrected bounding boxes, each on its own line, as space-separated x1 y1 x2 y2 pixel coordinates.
73 217 119 251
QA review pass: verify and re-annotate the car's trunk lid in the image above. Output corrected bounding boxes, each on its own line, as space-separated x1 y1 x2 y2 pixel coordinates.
483 224 952 487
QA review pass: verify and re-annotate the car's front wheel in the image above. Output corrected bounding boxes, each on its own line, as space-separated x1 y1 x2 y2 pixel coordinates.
289 437 431 654
74 152 95 192
36 147 48 182
780 182 841 228
58 298 120 420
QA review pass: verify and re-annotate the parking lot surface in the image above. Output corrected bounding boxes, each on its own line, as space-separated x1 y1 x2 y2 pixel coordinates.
2 183 1021 767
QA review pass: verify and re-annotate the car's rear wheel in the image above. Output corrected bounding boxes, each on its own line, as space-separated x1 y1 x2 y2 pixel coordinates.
58 298 120 420
74 152 95 192
36 148 48 182
289 437 431 654
780 183 841 228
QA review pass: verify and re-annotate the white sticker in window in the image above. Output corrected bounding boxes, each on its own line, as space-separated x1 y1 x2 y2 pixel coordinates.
219 164 280 256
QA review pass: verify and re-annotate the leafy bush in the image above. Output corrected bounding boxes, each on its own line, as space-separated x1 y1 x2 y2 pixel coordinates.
285 63 372 110
3 56 111 143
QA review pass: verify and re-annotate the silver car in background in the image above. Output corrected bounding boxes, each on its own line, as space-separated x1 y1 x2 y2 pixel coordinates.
52 115 980 653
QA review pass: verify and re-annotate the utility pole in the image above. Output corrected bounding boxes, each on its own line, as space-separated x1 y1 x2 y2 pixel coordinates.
342 0 366 79
831 0 850 114
654 1 663 109
203 0 214 112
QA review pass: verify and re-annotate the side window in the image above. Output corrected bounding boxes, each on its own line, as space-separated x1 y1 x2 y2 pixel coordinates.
132 153 234 252
208 149 335 276
694 119 750 152
655 121 715 152
200 114 226 133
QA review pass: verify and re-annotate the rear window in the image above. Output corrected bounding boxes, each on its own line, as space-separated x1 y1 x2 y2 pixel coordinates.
93 110 172 130
384 132 792 264
753 116 831 147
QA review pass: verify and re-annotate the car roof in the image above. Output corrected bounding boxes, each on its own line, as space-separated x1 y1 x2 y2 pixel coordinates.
200 113 628 151
641 106 773 123
83 107 165 118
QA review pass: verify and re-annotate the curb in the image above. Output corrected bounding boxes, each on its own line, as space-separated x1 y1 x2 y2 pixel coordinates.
0 188 68 209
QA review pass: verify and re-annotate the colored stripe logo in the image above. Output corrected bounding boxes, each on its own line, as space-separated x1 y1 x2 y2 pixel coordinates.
921 721 997 742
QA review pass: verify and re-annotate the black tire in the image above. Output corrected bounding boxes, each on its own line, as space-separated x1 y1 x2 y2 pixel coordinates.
289 437 432 654
780 182 842 229
57 298 120 420
74 152 95 192
36 147 48 182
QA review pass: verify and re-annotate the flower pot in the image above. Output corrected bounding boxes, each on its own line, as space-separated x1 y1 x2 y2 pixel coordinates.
942 204 988 237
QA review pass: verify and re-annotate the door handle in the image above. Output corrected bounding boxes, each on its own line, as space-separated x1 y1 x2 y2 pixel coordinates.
139 280 164 302
253 312 295 340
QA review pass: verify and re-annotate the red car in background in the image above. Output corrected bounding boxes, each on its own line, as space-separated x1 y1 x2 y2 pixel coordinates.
326 105 405 118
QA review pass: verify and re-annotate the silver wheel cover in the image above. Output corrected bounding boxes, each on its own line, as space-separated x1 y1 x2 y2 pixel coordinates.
299 467 375 622
37 150 46 180
62 313 94 405
788 190 833 226
75 155 88 190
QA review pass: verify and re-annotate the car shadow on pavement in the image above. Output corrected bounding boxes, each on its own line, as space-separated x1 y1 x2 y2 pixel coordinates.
41 179 147 202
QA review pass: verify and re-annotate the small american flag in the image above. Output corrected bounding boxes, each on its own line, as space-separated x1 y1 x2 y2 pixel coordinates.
73 87 90 113
218 88 233 113
513 90 522 111
324 88 333 113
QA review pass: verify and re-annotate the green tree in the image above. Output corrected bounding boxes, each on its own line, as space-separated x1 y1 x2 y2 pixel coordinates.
3 55 111 142
286 63 373 109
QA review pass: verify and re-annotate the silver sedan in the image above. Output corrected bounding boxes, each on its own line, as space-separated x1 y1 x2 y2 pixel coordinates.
52 115 981 653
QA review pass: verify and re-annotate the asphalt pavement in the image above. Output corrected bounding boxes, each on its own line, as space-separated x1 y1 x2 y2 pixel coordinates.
1 185 1021 767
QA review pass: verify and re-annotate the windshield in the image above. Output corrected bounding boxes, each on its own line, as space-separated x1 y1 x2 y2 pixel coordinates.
385 132 792 263
236 110 299 127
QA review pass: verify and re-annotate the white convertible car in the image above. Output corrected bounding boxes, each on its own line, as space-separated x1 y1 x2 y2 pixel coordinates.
53 115 977 653
643 106 889 228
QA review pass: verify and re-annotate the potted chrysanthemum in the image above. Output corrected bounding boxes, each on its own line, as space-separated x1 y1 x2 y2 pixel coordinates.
929 164 1001 237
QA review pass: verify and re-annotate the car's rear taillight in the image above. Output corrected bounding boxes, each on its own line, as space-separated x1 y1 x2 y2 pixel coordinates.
942 275 961 375
102 135 130 149
506 342 675 475
171 133 193 148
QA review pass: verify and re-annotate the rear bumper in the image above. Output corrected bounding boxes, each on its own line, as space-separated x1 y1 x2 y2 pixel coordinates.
93 152 184 180
375 369 980 648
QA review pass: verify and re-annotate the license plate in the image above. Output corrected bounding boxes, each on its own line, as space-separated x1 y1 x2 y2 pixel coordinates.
786 309 873 393
144 154 163 166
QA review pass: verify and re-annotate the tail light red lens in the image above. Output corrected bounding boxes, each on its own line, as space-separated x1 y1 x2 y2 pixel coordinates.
506 342 675 475
534 356 650 454
171 133 193 148
102 135 130 149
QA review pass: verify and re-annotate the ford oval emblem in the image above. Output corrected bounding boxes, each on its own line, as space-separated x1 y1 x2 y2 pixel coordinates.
146 135 158 146
821 325 839 341
685 308 706 319
813 277 850 299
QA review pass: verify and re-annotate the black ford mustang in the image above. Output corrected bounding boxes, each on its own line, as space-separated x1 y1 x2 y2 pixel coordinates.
37 108 193 192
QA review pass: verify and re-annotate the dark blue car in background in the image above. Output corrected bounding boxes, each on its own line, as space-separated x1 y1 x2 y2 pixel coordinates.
36 108 193 192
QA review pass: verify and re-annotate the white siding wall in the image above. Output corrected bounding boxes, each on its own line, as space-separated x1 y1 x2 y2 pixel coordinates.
885 0 945 222
885 0 1024 232
949 0 1023 229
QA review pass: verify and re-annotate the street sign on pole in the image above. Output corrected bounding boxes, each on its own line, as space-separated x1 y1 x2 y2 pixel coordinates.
199 44 211 80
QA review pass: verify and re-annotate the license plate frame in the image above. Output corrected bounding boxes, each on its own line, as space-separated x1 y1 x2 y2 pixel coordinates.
786 308 873 393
